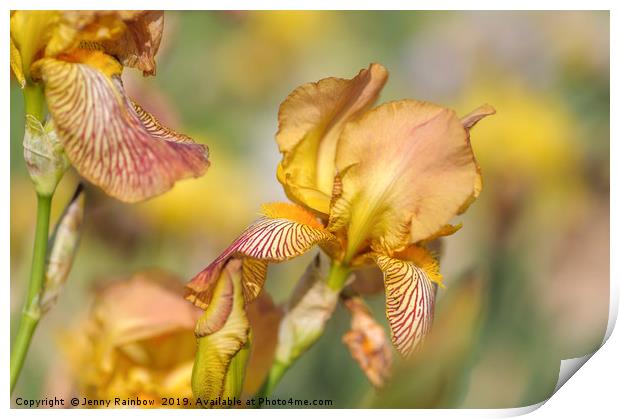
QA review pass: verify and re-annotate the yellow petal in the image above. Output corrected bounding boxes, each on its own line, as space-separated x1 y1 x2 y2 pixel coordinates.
10 11 61 77
276 63 388 214
374 251 437 358
10 37 26 87
192 260 250 405
186 202 336 309
41 185 85 313
342 296 392 388
31 51 210 203
332 100 488 259
419 223 463 245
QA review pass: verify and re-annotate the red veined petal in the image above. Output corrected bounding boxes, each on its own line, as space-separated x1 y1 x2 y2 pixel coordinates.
374 253 437 358
32 54 210 202
186 203 336 309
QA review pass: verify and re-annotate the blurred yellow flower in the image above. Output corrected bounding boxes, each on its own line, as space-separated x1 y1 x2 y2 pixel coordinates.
458 80 586 224
59 271 201 405
11 11 210 202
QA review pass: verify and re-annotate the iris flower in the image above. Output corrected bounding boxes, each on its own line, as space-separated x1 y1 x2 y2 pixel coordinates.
186 63 494 358
10 11 210 202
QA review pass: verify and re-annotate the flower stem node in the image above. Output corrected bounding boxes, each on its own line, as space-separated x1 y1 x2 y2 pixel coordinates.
22 115 68 196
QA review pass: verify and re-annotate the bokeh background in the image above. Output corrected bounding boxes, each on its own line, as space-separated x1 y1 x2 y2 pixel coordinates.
10 11 609 408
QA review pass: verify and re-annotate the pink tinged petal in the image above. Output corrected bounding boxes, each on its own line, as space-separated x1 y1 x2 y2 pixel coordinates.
375 254 436 358
34 57 210 203
333 100 482 255
461 103 496 130
186 204 336 310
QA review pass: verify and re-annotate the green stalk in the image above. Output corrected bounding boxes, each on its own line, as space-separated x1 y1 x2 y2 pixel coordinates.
11 83 50 394
254 262 351 406
23 83 45 120
10 193 52 394
254 360 289 406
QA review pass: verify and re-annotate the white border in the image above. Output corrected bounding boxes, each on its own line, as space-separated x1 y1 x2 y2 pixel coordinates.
3 2 616 418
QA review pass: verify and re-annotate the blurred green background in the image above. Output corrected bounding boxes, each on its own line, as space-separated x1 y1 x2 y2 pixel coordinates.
10 11 609 408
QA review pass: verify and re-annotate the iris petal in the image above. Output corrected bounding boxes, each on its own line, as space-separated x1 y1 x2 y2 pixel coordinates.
32 52 210 203
186 203 336 309
332 100 484 258
276 63 388 214
375 251 437 357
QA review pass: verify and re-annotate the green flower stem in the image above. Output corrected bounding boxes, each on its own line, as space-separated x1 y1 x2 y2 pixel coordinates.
253 262 351 406
10 193 52 394
23 83 45 120
326 261 351 291
10 82 51 394
254 360 289 406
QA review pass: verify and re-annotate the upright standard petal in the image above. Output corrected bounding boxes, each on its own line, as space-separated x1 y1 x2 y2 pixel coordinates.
457 104 496 214
332 100 482 258
10 37 26 87
186 202 336 309
46 11 164 76
10 11 61 77
31 51 210 202
276 63 388 215
374 246 441 357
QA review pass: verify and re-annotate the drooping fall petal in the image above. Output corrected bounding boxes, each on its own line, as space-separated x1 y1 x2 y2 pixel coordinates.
342 295 392 388
31 51 210 203
374 246 440 357
186 202 336 309
276 63 388 215
40 185 85 313
192 260 251 405
332 100 492 257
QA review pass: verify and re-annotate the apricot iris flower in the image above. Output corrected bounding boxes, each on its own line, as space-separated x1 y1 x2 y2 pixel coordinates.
10 11 210 202
187 63 494 357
